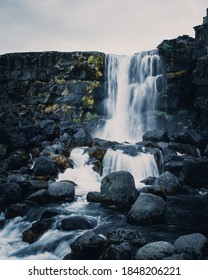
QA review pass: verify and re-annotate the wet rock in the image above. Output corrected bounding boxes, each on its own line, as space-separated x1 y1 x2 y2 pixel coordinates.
203 144 208 156
182 157 208 187
38 119 58 138
25 189 49 206
92 138 118 149
40 208 69 220
104 228 147 247
73 127 93 147
33 156 58 177
127 193 166 224
163 154 184 177
70 231 105 260
174 233 208 259
5 203 29 219
99 242 132 260
140 176 156 185
100 171 138 206
0 182 22 208
60 215 97 231
86 191 101 203
22 218 55 244
48 180 76 203
170 129 207 151
88 158 103 175
163 253 190 260
85 146 107 161
3 149 29 171
135 241 176 260
152 171 182 194
139 186 167 201
143 129 169 142
52 154 74 172
168 142 200 157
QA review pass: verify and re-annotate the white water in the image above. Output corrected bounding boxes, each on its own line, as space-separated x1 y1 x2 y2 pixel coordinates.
103 149 159 187
95 51 162 142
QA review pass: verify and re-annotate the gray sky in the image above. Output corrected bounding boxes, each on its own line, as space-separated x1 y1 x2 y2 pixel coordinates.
0 0 207 55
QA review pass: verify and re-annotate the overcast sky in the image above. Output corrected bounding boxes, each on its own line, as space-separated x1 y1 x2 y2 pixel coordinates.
0 0 207 55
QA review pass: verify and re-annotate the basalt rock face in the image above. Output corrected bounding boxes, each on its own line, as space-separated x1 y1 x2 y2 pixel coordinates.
157 15 208 132
0 51 105 152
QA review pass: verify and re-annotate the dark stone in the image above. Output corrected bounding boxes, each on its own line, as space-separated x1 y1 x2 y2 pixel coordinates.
88 158 103 175
174 233 208 259
168 142 200 157
170 129 207 151
152 171 182 194
25 189 49 206
38 119 58 137
0 182 22 208
99 242 132 260
33 156 58 177
52 154 74 172
48 180 76 203
100 171 138 206
86 191 102 203
85 146 107 161
127 193 166 224
139 186 167 201
5 203 28 219
92 138 118 149
40 208 69 220
70 231 105 260
104 228 147 247
73 127 93 147
182 157 208 187
163 154 184 177
3 149 29 171
140 176 156 185
135 241 175 260
203 144 208 156
143 129 169 142
60 216 97 231
22 218 55 244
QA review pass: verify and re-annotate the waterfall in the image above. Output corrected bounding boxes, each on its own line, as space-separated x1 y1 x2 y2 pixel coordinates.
96 50 163 143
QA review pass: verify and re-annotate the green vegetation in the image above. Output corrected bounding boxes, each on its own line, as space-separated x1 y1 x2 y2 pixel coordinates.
82 95 94 109
87 55 104 78
155 110 173 121
167 71 187 79
162 43 174 56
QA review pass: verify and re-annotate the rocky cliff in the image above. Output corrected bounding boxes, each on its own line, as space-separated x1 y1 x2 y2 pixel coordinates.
0 51 105 152
157 11 208 132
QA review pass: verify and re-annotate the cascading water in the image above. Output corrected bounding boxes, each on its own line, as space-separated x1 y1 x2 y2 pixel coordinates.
95 50 163 142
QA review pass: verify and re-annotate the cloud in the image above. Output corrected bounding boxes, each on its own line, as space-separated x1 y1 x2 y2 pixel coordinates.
0 0 207 55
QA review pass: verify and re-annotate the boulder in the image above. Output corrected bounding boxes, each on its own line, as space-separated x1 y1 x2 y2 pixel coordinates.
22 218 55 244
86 191 102 203
99 242 132 260
3 149 29 171
33 156 58 177
168 142 200 157
100 171 138 206
85 146 107 161
0 182 22 209
40 208 69 220
38 119 58 137
139 186 167 201
60 216 97 231
73 127 93 147
48 180 76 203
143 129 169 142
25 189 49 205
104 228 147 247
152 171 181 194
127 193 166 224
174 233 208 259
182 157 208 187
5 203 28 219
70 231 105 260
135 241 176 260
